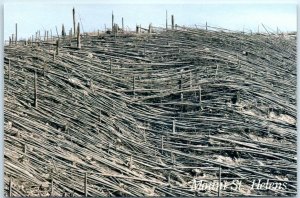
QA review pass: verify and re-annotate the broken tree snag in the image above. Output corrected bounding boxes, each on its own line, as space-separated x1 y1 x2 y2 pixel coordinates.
114 23 118 35
11 34 14 45
62 24 66 37
50 176 54 196
8 59 11 82
34 70 38 108
133 76 135 98
9 37 11 46
9 177 12 197
73 7 76 36
44 31 47 41
69 28 72 44
218 166 222 197
172 153 176 164
56 40 59 55
113 24 116 36
77 22 81 49
122 17 124 32
110 58 112 74
165 10 168 30
129 155 133 170
206 21 208 31
148 23 152 33
90 79 94 93
55 26 59 38
136 25 139 34
171 15 174 30
199 85 202 110
189 72 192 88
161 136 164 154
15 23 18 45
178 76 182 90
84 172 88 197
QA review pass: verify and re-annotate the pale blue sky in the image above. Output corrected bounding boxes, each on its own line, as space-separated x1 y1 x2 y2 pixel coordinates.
4 3 297 40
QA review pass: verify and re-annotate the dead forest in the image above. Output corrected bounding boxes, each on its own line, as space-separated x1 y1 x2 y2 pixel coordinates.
3 10 297 197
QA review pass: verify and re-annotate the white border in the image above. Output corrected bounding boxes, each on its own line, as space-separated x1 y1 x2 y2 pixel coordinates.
0 1 298 198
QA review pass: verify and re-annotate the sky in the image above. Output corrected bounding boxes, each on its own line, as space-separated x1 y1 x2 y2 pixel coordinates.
4 2 297 40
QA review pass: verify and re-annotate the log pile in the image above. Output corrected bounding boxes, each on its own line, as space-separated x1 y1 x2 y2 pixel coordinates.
4 26 296 196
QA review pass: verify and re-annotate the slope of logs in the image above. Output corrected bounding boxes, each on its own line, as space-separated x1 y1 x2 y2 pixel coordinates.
4 26 296 196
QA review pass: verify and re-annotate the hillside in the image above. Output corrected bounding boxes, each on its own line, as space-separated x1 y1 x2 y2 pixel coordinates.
4 27 297 196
